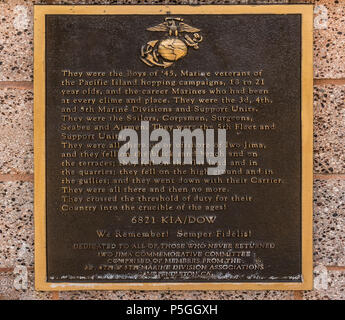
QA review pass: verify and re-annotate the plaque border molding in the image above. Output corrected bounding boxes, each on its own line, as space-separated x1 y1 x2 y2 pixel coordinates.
34 4 314 291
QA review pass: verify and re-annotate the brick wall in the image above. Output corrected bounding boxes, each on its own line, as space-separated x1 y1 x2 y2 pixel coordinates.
0 0 344 300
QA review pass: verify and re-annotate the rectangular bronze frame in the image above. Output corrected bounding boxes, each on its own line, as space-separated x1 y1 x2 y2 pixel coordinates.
34 5 314 291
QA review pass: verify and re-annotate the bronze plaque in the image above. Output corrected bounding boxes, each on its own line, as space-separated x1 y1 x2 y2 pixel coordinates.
34 5 314 291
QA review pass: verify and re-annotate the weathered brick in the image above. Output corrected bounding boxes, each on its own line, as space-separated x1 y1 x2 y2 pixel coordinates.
314 85 345 174
313 179 345 266
0 182 34 268
0 88 33 174
314 0 345 78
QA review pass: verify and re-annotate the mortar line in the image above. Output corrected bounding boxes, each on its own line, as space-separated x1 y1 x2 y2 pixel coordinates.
293 291 304 300
327 266 345 271
51 291 60 300
0 174 34 182
0 268 14 273
0 82 33 90
314 79 345 85
314 174 345 180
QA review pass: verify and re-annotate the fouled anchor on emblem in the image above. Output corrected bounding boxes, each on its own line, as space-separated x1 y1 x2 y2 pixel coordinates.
140 17 203 68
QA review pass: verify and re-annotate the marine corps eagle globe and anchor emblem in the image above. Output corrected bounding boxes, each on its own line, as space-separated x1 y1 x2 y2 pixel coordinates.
140 17 203 68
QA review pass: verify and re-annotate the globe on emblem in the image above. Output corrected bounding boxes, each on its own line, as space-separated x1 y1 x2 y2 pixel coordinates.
157 38 188 62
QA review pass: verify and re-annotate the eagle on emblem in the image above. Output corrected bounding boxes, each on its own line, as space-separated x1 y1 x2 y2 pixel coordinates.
147 17 200 37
